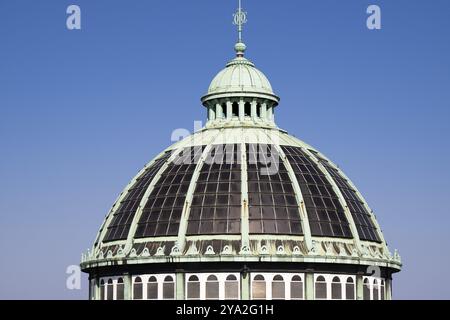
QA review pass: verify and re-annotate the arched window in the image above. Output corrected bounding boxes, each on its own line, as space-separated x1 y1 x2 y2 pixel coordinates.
290 275 303 300
232 102 239 117
163 276 175 300
133 277 143 300
256 103 261 118
147 276 158 300
225 275 239 300
106 279 114 300
116 278 124 300
206 275 219 300
373 279 379 300
187 275 200 300
252 275 266 300
244 102 251 117
345 277 355 300
363 278 370 300
315 276 327 300
272 275 285 300
100 279 105 300
381 280 385 300
331 276 342 300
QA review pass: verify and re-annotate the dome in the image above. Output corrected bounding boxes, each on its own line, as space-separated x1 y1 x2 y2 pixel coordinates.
207 58 273 96
201 43 280 106
81 4 401 301
90 129 390 247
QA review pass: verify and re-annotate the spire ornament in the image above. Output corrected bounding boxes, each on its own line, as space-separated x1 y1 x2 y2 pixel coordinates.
233 0 247 57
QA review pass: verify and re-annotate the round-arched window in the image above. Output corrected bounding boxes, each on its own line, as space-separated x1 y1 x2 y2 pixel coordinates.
133 277 143 300
187 275 200 300
163 276 175 300
272 275 285 300
147 276 158 300
116 278 124 300
252 275 266 300
331 276 342 300
373 279 379 301
206 275 219 300
225 275 239 300
345 277 355 300
315 276 327 300
363 278 370 300
291 275 303 300
100 279 105 300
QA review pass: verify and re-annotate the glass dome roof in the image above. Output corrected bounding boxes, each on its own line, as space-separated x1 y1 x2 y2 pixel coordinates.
81 41 401 274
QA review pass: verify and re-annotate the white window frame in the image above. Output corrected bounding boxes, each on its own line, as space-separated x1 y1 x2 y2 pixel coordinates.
131 274 176 300
363 276 384 300
250 273 305 300
314 274 356 300
99 276 124 300
185 273 241 300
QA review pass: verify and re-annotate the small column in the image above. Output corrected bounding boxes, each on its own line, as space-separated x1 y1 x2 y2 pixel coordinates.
216 103 223 119
88 277 94 300
176 272 185 300
385 278 392 300
261 102 267 121
91 276 100 300
251 100 257 121
124 273 132 300
226 101 232 120
208 106 215 121
267 105 274 123
356 273 364 300
305 271 314 300
241 272 250 300
239 99 245 121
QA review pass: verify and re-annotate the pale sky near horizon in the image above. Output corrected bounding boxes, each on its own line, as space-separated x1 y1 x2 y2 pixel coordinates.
0 0 449 299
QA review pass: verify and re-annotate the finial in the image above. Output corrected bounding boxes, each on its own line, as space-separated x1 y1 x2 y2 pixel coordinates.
233 0 247 57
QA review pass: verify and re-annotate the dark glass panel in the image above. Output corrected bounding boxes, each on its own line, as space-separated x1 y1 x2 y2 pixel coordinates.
187 144 242 235
310 150 380 242
282 146 352 238
104 152 172 241
247 144 303 235
135 146 205 238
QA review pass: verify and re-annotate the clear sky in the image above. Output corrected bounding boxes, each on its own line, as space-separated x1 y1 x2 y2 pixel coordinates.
0 0 449 299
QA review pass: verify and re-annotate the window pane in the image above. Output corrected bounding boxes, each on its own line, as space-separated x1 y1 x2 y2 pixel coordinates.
187 282 200 300
116 283 124 300
363 281 370 300
346 283 355 300
163 282 175 300
373 285 379 301
206 281 219 300
272 281 285 300
225 281 239 300
252 281 266 300
107 282 114 300
331 283 342 300
147 282 158 300
315 281 327 300
133 283 143 300
100 284 105 300
291 281 303 300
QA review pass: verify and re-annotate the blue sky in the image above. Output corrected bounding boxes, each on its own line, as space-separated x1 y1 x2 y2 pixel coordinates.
0 0 449 299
